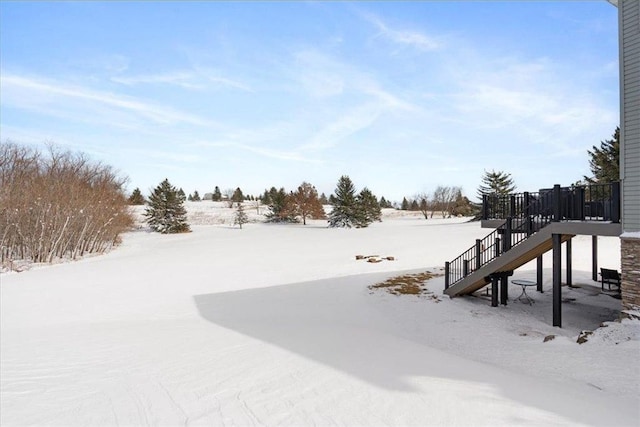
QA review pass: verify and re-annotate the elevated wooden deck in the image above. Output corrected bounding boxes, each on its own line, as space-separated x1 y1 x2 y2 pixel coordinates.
444 183 621 327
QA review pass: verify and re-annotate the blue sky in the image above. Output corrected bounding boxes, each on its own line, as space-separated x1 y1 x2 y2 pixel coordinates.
0 1 619 202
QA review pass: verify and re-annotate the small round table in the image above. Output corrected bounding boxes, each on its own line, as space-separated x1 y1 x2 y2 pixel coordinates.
512 279 537 305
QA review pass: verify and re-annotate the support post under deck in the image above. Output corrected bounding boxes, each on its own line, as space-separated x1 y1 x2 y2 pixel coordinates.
491 276 499 307
592 236 598 282
553 234 562 328
537 256 543 292
500 275 508 305
566 238 572 287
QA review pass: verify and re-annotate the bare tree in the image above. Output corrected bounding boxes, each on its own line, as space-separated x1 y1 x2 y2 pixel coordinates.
432 185 461 218
0 142 133 269
223 188 235 208
414 192 431 219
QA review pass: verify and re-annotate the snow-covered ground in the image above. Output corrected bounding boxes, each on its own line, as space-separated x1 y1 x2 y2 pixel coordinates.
1 204 638 426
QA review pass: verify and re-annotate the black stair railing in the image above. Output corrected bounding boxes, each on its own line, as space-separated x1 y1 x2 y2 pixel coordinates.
445 182 620 290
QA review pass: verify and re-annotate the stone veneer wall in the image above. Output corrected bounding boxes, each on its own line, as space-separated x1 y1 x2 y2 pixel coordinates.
621 237 640 310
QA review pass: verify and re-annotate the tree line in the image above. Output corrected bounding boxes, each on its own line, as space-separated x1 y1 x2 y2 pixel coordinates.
142 175 386 233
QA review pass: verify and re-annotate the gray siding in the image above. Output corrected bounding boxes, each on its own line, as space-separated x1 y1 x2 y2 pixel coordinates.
620 0 640 232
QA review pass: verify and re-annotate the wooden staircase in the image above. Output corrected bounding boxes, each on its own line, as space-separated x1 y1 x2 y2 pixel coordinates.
444 225 572 297
444 182 621 299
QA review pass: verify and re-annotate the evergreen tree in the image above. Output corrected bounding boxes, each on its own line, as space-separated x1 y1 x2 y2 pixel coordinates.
476 170 515 219
291 182 326 225
212 186 222 201
450 189 474 217
232 187 244 203
328 175 362 228
261 189 271 205
476 170 516 200
586 127 620 183
234 203 249 229
265 187 297 223
192 190 201 201
188 193 194 201
357 187 382 226
144 179 190 234
328 194 336 205
128 187 145 205
379 196 392 209
401 197 410 210
319 193 329 205
268 187 279 202
178 188 186 200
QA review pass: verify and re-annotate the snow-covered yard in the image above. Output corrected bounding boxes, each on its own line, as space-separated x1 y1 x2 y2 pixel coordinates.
1 206 638 426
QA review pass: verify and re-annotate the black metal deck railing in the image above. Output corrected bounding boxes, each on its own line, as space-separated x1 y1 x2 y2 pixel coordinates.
481 182 621 223
445 182 620 289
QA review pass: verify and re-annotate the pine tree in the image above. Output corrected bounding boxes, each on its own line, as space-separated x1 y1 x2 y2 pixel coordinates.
144 179 190 234
476 170 516 200
192 190 201 201
357 187 381 226
450 189 474 217
128 187 145 205
476 170 515 219
401 197 410 211
379 196 392 209
188 193 194 201
291 182 326 225
232 187 244 203
212 186 222 201
328 175 361 228
234 203 249 229
265 187 297 223
261 189 271 205
586 127 620 184
319 193 329 205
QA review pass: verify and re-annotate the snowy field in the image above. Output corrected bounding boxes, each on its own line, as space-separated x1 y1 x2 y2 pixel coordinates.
1 204 639 426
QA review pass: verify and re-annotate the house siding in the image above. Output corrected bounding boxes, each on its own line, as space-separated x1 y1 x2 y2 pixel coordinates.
620 0 640 233
619 0 640 312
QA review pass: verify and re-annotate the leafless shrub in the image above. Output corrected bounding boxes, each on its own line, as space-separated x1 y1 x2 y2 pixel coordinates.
0 142 133 269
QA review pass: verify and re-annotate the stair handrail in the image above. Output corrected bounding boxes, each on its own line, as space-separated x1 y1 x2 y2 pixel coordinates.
445 194 552 289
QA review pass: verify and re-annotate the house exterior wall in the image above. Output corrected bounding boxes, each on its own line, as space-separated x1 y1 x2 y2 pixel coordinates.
620 0 640 233
619 0 640 311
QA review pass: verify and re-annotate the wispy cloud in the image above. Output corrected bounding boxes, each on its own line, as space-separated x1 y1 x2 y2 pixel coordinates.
363 12 441 51
111 72 204 90
301 103 383 152
1 73 214 127
111 68 252 92
443 55 616 156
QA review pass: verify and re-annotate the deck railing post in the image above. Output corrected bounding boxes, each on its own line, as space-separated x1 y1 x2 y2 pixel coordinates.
510 195 516 218
577 186 585 221
502 217 512 253
553 184 561 222
463 260 469 277
444 262 450 289
495 238 501 258
611 181 621 223
475 239 482 270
